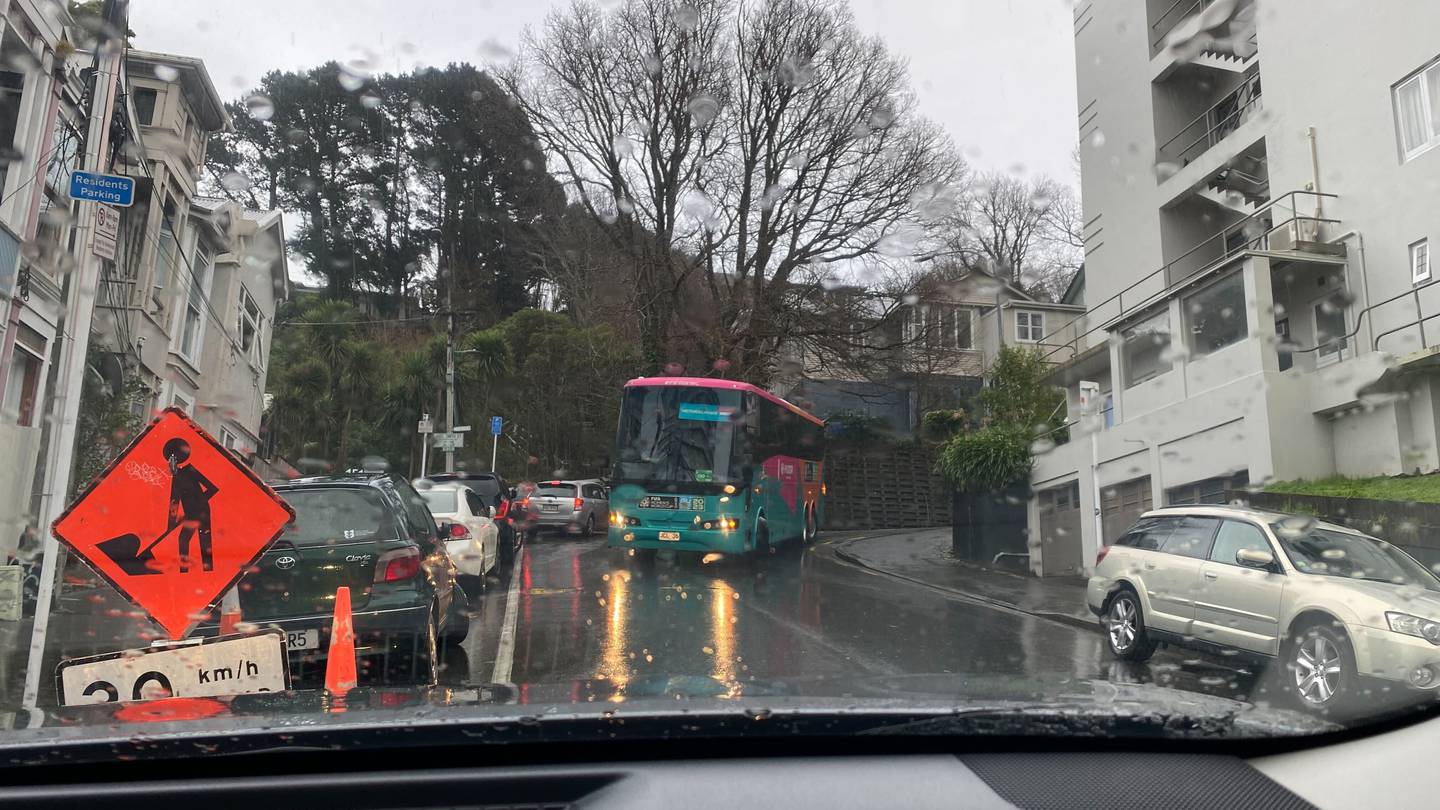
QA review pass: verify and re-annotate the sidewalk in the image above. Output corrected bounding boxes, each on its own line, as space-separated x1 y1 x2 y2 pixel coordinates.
831 528 1095 629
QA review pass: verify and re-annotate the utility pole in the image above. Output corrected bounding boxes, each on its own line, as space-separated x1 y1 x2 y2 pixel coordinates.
444 267 457 474
24 0 128 710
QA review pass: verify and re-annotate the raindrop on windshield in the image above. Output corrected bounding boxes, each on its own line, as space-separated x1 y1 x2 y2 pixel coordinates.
687 93 720 126
154 64 179 82
245 94 275 121
672 3 700 31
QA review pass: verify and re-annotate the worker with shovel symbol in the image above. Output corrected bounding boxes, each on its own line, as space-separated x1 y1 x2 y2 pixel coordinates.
164 438 218 573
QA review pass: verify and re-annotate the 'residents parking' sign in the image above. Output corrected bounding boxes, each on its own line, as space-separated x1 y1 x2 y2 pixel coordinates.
68 170 136 206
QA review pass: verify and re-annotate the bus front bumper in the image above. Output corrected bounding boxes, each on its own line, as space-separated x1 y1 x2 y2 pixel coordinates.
606 526 749 554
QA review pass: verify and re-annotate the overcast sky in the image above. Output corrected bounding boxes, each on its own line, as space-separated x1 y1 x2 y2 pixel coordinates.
129 0 1079 182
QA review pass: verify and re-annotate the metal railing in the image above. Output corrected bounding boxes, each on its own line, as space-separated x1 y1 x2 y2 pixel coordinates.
1283 272 1440 360
1157 71 1262 167
1150 0 1256 58
1036 190 1340 365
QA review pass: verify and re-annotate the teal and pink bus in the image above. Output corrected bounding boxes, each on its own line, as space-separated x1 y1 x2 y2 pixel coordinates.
607 377 825 557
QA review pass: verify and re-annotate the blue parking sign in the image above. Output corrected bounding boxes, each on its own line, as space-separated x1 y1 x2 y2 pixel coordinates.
68 171 136 207
490 416 503 436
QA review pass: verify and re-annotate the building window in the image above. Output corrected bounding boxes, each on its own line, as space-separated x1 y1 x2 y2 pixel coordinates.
43 114 80 192
0 71 25 194
906 304 973 350
1122 311 1172 388
218 427 241 452
177 246 211 361
1015 310 1044 343
170 390 193 413
1185 273 1248 357
1395 57 1440 160
1314 295 1349 365
3 347 42 427
132 87 157 126
1413 239 1431 284
238 286 264 366
152 197 179 306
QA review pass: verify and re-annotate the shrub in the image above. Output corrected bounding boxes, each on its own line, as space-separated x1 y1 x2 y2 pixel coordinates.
920 408 969 441
936 426 1034 494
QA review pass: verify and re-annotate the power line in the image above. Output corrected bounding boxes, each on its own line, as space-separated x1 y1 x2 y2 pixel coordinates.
276 313 438 327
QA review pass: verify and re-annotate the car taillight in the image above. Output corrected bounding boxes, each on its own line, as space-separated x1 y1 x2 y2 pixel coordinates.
376 548 421 582
449 523 469 539
520 497 530 509
1096 545 1111 566
496 499 510 519
574 497 584 510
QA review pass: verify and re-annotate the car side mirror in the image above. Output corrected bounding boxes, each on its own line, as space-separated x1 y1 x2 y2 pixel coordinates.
1236 548 1276 569
487 505 496 518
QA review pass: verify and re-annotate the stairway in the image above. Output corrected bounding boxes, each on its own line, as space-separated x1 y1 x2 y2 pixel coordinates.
1198 165 1269 216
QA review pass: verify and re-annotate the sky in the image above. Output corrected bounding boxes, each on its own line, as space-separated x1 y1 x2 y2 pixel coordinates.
128 0 1080 182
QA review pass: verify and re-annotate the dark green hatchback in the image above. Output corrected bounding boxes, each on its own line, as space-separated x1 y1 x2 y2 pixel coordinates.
199 473 467 686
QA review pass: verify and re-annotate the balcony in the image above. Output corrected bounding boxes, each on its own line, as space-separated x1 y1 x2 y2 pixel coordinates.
1149 0 1257 61
1156 70 1262 169
1033 190 1340 365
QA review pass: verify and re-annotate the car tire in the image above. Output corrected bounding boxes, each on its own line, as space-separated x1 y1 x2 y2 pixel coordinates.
408 607 439 687
1104 588 1157 662
584 514 596 536
443 588 471 645
1287 622 1358 715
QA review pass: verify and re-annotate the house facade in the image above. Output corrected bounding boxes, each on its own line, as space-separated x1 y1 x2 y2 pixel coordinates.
1028 0 1440 576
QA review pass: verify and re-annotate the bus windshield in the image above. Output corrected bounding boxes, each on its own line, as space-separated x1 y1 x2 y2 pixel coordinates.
614 386 744 485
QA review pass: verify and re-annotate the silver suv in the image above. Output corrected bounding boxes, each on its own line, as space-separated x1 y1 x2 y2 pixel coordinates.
526 479 609 535
1088 505 1440 712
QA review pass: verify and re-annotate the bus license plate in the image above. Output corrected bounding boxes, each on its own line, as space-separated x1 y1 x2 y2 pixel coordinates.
658 531 681 542
286 630 320 651
640 496 678 509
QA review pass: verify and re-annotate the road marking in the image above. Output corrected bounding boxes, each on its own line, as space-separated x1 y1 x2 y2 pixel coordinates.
490 554 524 684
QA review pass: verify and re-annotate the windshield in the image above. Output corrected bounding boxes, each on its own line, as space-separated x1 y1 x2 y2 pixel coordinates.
1274 523 1440 590
613 386 743 485
7 0 1440 765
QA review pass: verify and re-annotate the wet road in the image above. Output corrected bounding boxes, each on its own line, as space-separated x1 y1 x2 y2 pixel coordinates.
450 532 1277 706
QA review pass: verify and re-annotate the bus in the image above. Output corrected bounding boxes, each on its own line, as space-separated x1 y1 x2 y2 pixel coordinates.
607 376 826 557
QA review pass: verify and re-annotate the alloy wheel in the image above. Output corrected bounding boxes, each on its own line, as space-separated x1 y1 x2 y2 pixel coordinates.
1293 632 1343 705
1107 596 1137 652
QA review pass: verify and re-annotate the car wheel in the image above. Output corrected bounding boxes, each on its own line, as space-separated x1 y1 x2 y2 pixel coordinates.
1289 623 1357 713
584 514 596 536
442 588 471 644
408 607 439 687
1104 588 1157 662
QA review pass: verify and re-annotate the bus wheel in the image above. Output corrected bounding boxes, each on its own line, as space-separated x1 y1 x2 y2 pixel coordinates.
803 506 818 545
753 518 771 558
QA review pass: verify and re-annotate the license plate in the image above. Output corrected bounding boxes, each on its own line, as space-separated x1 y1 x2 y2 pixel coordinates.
286 629 320 651
540 503 560 513
640 496 678 509
658 531 681 542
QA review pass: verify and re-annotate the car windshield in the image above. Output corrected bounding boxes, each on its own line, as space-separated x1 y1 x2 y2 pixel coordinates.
1273 522 1440 591
420 488 460 516
7 0 1440 766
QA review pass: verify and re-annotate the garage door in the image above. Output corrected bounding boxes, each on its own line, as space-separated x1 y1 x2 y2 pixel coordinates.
1037 481 1083 575
1101 476 1152 545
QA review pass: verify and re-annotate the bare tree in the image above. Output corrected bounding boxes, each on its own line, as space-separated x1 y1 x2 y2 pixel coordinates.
938 171 1082 301
507 0 961 381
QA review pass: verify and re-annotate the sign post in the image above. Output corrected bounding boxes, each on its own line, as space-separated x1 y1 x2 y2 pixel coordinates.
417 414 433 478
490 416 503 473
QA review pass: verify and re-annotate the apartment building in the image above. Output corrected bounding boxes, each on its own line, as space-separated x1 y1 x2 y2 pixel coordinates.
94 50 287 457
0 1 89 551
1029 0 1440 576
780 266 1084 434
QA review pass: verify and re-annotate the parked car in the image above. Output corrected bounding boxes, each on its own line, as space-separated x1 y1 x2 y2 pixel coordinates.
427 471 523 569
1088 504 1440 713
526 479 609 535
201 473 467 686
418 481 501 593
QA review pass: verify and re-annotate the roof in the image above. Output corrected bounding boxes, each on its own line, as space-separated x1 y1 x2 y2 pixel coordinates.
1061 265 1085 306
625 376 824 426
273 473 390 487
125 49 229 131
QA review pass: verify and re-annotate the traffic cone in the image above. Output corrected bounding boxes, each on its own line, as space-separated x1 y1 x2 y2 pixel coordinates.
324 586 357 696
218 588 243 635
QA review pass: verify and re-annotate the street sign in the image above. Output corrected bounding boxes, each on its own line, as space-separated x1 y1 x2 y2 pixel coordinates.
50 408 295 639
68 170 136 207
432 432 465 452
490 416 503 436
57 630 288 705
92 203 119 260
417 415 434 434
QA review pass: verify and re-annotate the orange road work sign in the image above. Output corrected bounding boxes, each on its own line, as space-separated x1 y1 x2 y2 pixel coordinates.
51 408 295 639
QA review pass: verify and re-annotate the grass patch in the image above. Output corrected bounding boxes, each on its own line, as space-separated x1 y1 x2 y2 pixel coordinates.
1265 474 1440 504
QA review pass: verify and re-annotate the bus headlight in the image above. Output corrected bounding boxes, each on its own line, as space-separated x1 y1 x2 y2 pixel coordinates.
610 512 622 526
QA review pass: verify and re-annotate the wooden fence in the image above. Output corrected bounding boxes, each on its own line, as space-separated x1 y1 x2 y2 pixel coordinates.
823 445 951 530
